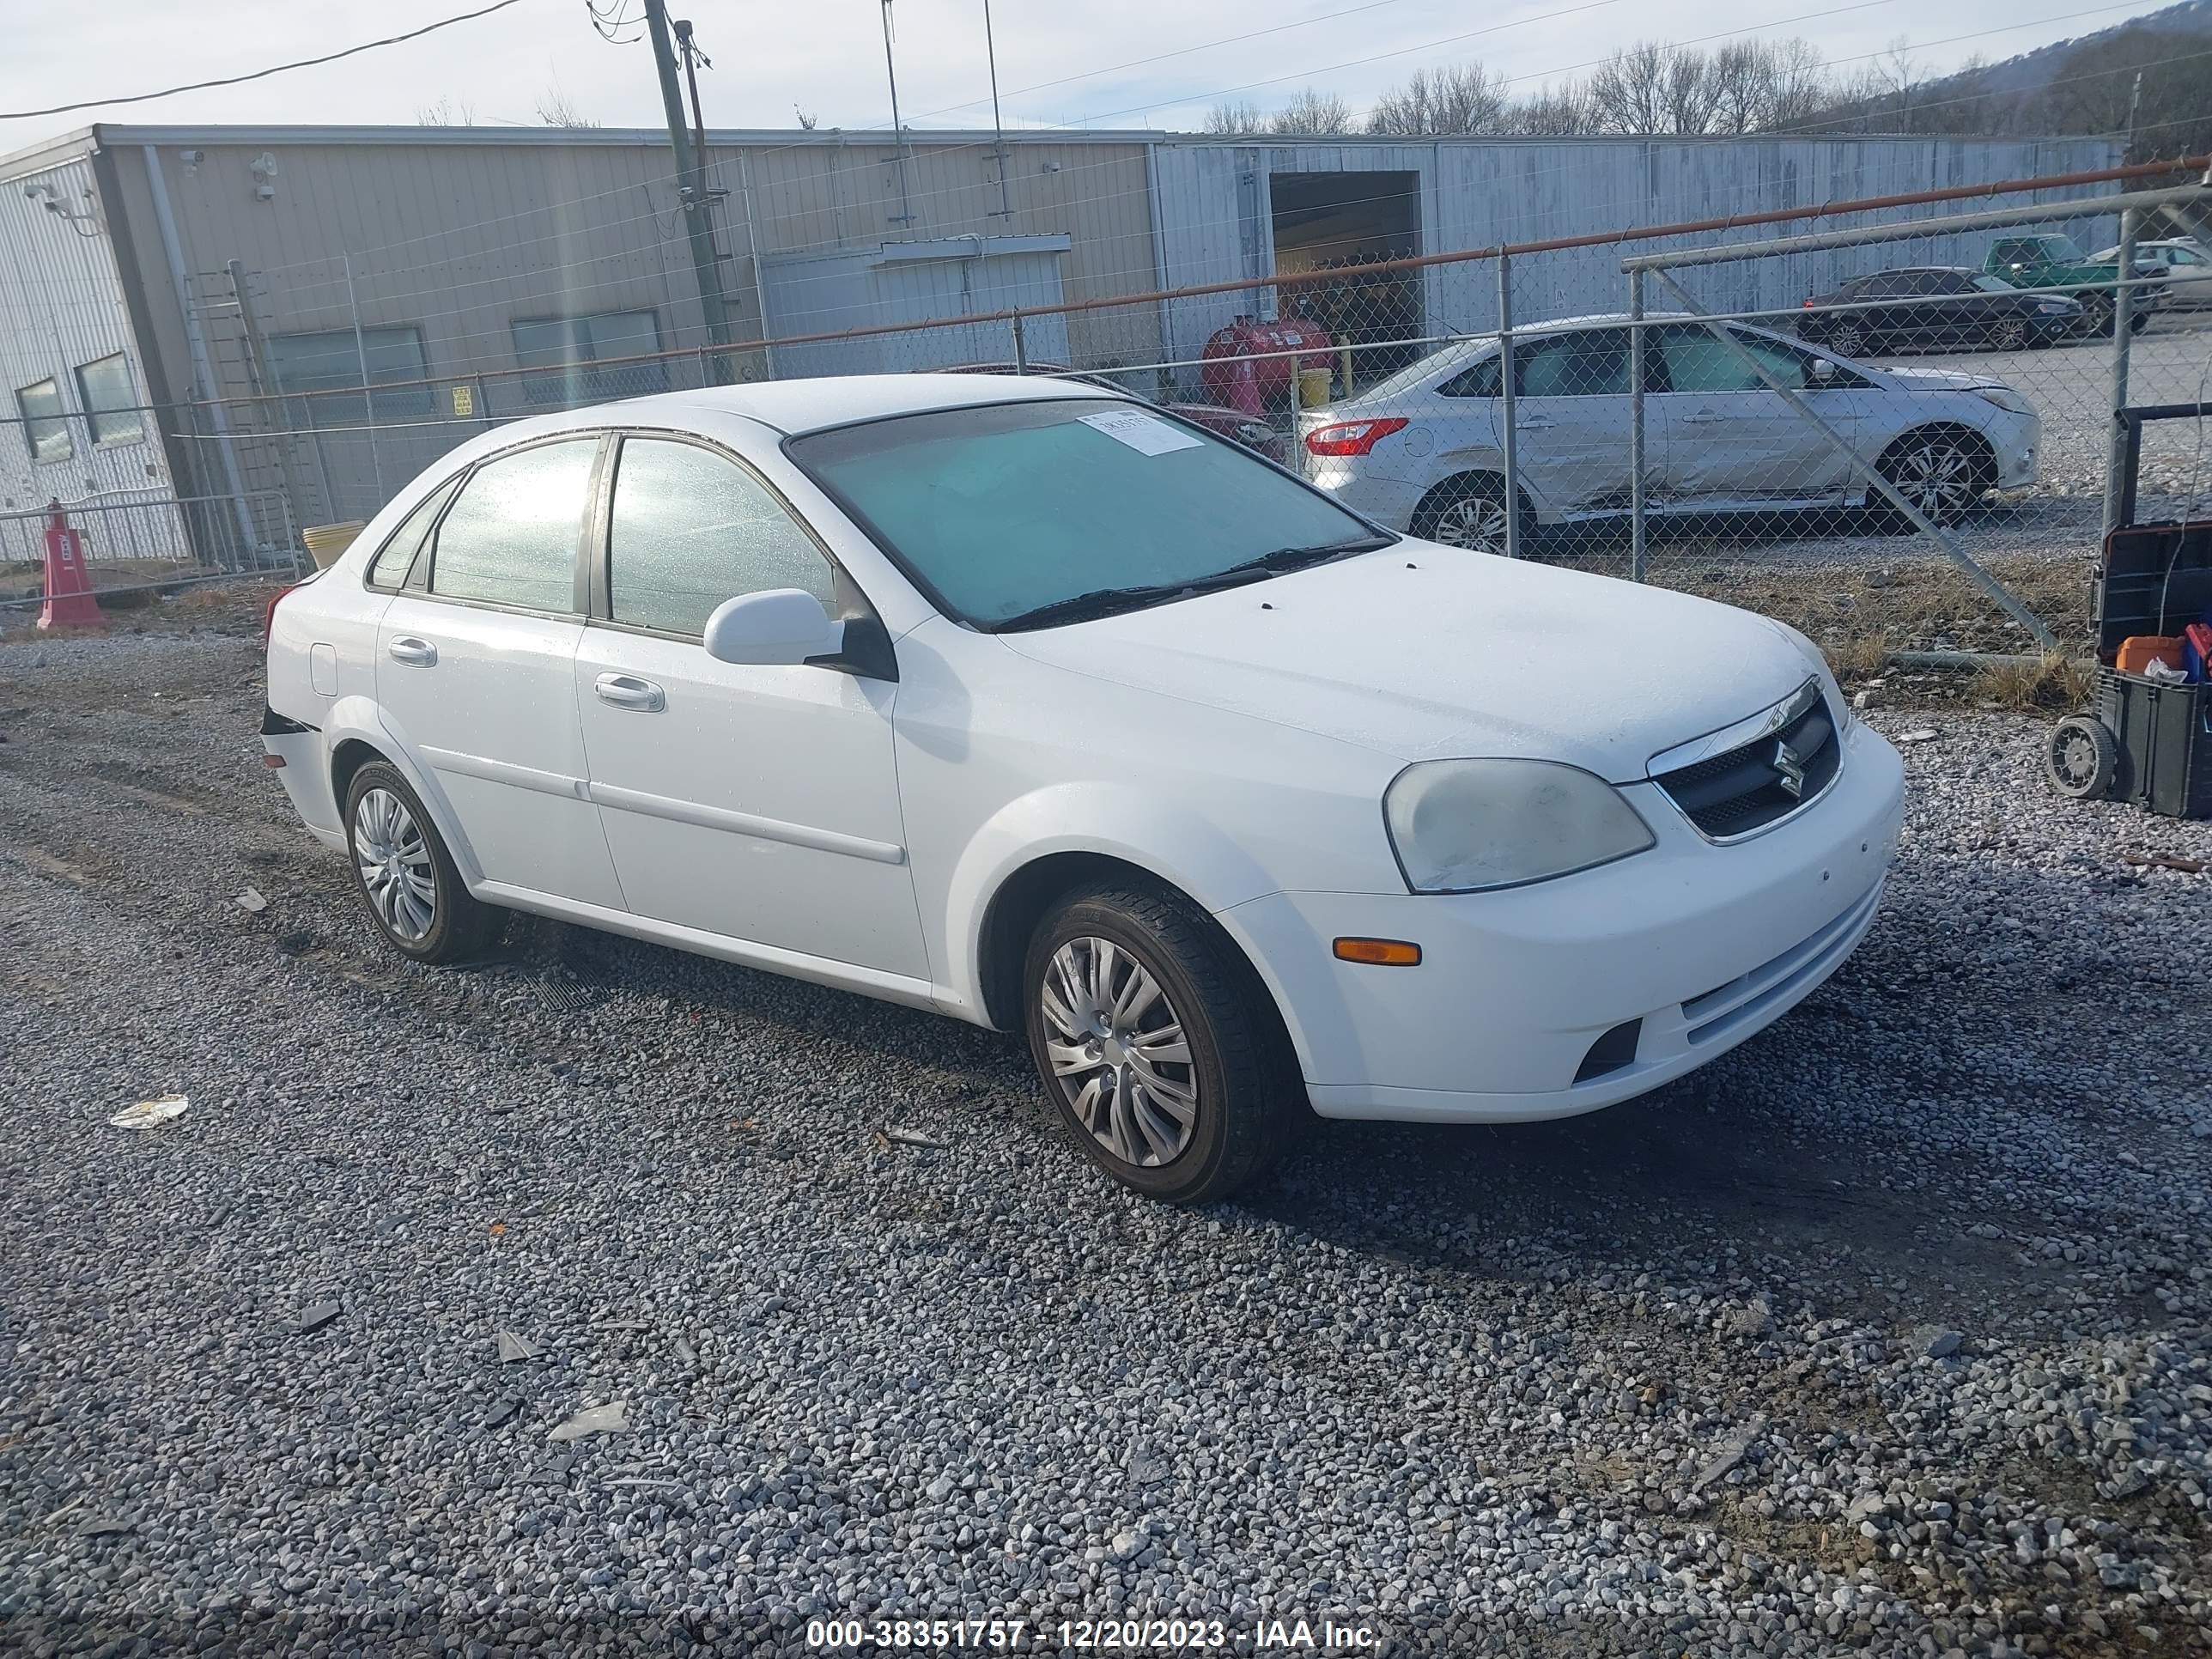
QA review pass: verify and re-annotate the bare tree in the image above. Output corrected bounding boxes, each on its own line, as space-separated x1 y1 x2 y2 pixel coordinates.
534 88 602 128
1588 42 1676 134
416 96 477 126
1515 83 1598 136
1268 88 1354 135
793 106 819 131
1202 99 1266 134
1367 64 1510 136
1705 38 1832 133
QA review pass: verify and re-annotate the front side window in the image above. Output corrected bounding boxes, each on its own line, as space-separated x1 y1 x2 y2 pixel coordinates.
424 440 597 612
15 378 70 462
74 355 143 445
512 312 670 408
1656 326 1821 393
606 438 834 635
267 326 434 422
1514 331 1629 398
791 398 1383 630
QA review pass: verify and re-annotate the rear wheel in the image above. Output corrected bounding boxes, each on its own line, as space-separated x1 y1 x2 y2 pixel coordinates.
343 760 503 963
1412 473 1523 555
1024 884 1297 1204
1826 319 1868 357
1875 428 1995 528
2080 293 2116 337
1987 315 2030 352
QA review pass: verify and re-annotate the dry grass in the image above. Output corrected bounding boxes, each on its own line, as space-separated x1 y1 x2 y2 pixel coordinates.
1967 653 2097 712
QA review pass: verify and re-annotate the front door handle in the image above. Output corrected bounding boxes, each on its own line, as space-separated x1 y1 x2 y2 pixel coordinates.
594 672 665 713
386 636 437 666
1679 411 1727 425
1514 413 1555 430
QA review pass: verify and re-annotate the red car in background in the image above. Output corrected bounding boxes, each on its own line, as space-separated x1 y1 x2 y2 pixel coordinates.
943 363 1289 465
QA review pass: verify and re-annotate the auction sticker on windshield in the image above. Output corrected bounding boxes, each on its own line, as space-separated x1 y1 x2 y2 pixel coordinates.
1079 408 1203 456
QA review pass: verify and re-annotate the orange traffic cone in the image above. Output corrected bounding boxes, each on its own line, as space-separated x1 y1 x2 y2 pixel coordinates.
38 504 103 631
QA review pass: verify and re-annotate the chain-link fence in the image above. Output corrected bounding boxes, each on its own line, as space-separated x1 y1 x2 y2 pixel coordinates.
15 158 2212 670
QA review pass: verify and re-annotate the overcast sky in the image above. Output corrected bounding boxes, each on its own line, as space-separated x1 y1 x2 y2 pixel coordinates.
0 0 2167 146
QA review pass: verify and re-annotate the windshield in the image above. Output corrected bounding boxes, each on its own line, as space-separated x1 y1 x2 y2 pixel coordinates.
791 398 1386 630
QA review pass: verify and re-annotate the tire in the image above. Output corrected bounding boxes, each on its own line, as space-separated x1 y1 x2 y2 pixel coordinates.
1023 884 1299 1204
1874 428 1996 529
2080 293 2115 337
1411 473 1523 555
343 759 504 963
2046 715 2118 800
1826 320 1867 358
2129 306 2151 335
1987 315 2030 352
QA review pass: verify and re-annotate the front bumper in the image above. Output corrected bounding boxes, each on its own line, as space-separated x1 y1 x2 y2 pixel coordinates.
1987 409 2040 489
1218 719 1905 1122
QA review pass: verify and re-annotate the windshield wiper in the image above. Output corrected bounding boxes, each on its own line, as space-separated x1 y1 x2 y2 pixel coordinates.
988 535 1395 633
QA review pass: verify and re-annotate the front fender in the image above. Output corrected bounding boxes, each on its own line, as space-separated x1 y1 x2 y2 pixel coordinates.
936 781 1286 1025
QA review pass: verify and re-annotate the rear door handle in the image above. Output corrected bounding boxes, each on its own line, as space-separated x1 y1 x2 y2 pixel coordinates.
386 636 437 666
594 672 665 713
1515 414 1555 430
1680 411 1727 425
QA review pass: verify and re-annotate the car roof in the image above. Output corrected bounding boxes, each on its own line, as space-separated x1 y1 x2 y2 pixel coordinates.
583 371 1131 438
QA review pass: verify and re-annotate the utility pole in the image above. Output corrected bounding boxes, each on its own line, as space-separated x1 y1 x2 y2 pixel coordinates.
984 0 1012 220
2125 69 2143 161
881 0 915 228
644 0 732 380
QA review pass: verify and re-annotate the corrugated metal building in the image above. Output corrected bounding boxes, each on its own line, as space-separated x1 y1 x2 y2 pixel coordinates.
0 122 2120 565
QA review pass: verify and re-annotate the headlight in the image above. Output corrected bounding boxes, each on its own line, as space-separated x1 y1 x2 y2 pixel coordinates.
2036 300 2073 315
1383 759 1654 894
1972 386 2034 416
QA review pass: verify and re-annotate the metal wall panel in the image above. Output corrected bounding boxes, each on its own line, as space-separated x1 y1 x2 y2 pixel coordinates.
0 146 187 567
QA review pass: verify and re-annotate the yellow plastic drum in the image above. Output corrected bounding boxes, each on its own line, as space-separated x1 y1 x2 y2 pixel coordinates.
1297 367 1334 409
301 521 368 571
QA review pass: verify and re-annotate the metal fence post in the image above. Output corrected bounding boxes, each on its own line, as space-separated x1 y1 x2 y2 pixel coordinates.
1012 307 1029 373
1628 267 1648 582
2102 206 2141 541
1497 252 1520 561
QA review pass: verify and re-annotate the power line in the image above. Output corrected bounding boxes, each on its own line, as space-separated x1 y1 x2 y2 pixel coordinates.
0 0 532 123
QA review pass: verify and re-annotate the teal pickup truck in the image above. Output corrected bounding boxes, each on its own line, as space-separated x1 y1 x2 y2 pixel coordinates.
1984 234 2161 336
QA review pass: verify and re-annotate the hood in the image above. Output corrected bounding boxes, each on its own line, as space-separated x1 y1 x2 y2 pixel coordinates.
1000 549 1816 783
1881 365 2006 393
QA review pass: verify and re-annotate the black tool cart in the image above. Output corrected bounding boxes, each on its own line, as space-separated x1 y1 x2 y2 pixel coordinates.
2046 400 2212 819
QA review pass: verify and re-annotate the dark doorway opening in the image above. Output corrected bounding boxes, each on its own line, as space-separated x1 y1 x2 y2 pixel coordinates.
1270 171 1424 383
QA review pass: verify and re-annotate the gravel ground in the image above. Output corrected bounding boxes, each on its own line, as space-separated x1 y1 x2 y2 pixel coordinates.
3 626 2212 1659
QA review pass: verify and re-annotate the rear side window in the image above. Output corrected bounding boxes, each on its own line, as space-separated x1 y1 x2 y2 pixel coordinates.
1439 356 1503 398
425 440 597 612
605 437 835 635
365 476 461 591
1515 331 1629 398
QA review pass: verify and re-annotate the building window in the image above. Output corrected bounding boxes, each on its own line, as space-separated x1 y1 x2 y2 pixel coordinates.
74 354 143 447
15 378 72 462
510 311 669 408
266 325 434 424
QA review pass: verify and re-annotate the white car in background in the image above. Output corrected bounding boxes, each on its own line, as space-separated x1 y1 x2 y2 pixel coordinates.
2091 238 2212 307
1301 314 2041 552
263 374 1902 1204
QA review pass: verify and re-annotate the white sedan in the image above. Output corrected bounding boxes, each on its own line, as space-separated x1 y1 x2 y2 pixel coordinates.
1301 314 2040 552
2091 239 2212 307
264 374 1904 1202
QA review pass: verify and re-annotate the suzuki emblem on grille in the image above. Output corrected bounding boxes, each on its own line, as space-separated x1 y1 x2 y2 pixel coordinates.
1772 738 1808 799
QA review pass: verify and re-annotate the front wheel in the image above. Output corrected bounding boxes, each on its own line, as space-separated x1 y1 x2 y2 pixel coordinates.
1875 429 1994 528
1024 884 1297 1203
2080 293 2116 337
343 760 504 963
1987 315 2030 352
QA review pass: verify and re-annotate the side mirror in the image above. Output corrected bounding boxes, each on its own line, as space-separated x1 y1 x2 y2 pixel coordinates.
1808 356 1839 384
702 587 844 666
